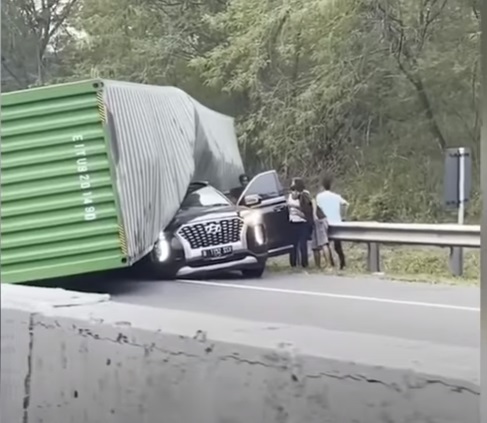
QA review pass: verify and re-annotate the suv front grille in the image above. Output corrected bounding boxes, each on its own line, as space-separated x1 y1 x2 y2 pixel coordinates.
178 218 244 249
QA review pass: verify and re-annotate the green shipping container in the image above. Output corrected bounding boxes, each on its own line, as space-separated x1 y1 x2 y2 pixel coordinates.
1 80 128 284
1 79 244 285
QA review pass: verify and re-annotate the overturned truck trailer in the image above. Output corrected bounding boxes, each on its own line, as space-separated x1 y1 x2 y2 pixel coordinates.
1 79 244 284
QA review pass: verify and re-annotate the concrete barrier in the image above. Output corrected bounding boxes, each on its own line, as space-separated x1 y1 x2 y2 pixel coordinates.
1 284 479 423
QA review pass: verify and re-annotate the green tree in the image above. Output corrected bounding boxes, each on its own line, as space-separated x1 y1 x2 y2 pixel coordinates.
1 0 79 90
30 0 480 221
192 0 377 174
191 0 480 221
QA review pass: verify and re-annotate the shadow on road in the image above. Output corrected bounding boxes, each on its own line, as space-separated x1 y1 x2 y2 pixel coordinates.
20 267 140 296
18 265 246 297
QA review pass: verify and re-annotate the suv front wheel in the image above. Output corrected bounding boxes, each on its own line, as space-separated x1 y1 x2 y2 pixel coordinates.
241 265 266 279
149 249 177 280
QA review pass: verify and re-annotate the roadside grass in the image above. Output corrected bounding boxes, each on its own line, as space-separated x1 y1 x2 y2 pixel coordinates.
267 244 480 286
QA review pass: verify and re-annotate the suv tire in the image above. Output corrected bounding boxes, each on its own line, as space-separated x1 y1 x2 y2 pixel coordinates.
149 249 177 280
242 265 266 279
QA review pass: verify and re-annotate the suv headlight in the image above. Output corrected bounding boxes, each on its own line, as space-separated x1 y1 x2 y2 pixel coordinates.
240 210 262 226
253 224 265 245
155 232 171 262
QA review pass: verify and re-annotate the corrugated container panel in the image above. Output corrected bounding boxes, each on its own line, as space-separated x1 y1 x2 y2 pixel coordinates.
1 80 127 284
102 80 244 264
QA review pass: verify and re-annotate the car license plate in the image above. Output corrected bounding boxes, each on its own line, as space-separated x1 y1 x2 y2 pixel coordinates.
202 246 233 258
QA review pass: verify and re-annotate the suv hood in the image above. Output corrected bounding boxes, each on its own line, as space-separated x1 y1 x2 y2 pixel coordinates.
169 205 247 228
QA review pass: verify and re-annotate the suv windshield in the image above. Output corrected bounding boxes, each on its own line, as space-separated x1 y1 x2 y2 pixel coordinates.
181 186 231 208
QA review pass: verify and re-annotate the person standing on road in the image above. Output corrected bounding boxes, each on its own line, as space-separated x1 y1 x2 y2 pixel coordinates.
316 174 349 270
310 200 335 269
287 177 313 268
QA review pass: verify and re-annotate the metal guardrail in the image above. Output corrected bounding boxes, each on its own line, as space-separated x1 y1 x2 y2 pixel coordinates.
328 222 481 277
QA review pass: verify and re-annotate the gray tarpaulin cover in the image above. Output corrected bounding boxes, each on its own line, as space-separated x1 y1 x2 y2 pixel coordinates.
102 80 244 263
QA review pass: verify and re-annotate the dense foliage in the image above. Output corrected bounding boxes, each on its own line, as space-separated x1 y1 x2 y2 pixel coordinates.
1 0 480 222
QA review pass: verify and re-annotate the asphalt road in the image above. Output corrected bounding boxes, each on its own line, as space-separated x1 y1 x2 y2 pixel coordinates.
73 271 480 349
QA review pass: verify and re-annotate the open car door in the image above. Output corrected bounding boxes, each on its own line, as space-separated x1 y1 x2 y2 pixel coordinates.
237 170 292 256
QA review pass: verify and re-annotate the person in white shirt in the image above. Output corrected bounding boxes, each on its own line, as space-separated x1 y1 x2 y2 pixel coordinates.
315 174 349 270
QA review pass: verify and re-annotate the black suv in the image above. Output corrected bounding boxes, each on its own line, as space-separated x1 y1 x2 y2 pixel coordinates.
148 170 292 279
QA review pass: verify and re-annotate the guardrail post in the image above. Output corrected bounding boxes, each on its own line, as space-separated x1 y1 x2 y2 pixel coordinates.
367 243 380 273
449 247 464 277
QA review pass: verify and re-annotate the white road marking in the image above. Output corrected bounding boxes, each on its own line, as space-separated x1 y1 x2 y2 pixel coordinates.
176 279 480 312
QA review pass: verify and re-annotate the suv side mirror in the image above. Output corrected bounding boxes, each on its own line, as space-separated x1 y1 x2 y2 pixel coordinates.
243 194 261 207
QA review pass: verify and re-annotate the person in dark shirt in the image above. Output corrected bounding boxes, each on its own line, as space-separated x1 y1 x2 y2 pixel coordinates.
239 174 250 187
229 174 251 203
287 177 313 268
